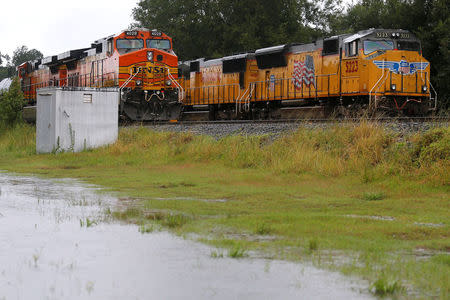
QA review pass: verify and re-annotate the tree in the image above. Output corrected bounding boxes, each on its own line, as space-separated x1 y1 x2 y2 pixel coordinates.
132 0 331 60
11 46 43 67
0 54 13 81
0 77 24 127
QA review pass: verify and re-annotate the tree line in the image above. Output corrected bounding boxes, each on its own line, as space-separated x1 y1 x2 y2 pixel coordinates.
133 0 449 108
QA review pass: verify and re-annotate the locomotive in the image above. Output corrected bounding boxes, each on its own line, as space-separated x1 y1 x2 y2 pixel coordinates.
17 28 435 121
179 28 435 119
17 28 182 121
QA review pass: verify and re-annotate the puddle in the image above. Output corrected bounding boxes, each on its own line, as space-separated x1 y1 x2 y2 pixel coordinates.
152 196 228 203
413 222 445 228
344 214 396 221
0 173 373 299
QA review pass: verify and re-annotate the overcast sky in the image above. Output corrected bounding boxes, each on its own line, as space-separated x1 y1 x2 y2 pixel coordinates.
0 0 138 63
1 0 354 65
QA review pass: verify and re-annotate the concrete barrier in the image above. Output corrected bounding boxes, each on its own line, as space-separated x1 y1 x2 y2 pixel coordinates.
36 87 119 153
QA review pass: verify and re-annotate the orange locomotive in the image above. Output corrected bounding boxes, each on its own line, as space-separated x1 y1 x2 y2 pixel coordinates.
179 29 435 119
18 28 181 121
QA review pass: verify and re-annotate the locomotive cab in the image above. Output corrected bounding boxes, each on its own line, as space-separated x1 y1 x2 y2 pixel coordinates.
342 29 432 115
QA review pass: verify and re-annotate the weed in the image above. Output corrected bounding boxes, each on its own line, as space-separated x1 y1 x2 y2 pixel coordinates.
255 222 272 235
80 217 97 228
161 214 190 228
210 250 224 258
308 239 319 252
371 277 404 296
113 207 142 220
228 245 247 258
32 253 40 268
362 192 386 201
139 223 154 234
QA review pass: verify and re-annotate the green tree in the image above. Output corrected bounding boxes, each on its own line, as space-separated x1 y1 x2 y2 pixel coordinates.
0 77 24 127
11 46 43 67
0 54 13 82
132 0 331 59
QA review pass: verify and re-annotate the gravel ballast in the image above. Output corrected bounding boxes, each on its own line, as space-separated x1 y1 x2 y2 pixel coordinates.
141 121 449 139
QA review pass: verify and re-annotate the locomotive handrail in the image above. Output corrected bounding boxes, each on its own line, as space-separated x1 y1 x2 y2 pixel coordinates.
428 79 438 111
120 67 141 89
369 61 387 110
245 83 255 112
166 68 184 103
186 83 241 105
248 73 339 102
236 85 251 115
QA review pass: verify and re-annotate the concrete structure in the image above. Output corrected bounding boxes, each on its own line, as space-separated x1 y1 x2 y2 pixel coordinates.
36 87 119 153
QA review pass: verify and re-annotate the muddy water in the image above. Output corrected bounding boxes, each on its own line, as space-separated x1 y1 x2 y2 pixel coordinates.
0 173 373 300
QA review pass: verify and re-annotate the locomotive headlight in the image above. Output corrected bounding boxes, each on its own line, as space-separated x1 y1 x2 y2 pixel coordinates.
391 84 397 91
136 80 142 86
422 85 428 93
165 80 172 86
147 51 153 61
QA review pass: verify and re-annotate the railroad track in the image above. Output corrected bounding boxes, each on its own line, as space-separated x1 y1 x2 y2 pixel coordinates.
121 116 450 127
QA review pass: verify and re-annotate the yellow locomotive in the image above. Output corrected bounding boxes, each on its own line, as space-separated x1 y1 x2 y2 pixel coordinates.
178 28 435 119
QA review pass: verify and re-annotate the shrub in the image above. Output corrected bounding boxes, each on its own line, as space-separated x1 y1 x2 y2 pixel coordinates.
0 77 24 127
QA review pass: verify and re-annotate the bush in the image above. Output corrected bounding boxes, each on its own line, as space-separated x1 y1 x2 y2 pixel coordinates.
0 77 24 127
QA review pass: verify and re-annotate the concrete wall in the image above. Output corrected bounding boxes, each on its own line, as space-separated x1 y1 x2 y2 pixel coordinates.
36 88 119 153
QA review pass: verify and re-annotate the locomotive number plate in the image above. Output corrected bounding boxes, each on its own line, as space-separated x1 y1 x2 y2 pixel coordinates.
345 60 358 73
376 32 410 39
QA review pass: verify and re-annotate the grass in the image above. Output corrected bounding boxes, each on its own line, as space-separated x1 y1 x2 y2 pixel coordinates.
139 223 155 233
0 122 448 298
227 245 247 258
80 217 97 228
371 277 404 296
362 191 386 201
254 222 272 235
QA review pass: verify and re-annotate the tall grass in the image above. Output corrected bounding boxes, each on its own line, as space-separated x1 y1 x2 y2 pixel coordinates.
0 123 35 157
1 122 448 186
107 123 449 185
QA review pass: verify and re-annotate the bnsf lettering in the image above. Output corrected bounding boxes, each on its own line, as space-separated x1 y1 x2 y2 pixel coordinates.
131 66 165 74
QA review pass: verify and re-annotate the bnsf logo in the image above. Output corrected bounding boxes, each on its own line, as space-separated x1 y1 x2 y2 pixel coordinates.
131 66 165 74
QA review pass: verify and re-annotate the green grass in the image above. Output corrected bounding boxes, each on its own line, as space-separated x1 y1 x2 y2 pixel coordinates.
228 245 247 258
371 277 404 296
0 122 449 298
362 191 386 201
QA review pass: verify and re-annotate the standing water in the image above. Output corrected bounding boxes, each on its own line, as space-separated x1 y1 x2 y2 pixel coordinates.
0 172 373 299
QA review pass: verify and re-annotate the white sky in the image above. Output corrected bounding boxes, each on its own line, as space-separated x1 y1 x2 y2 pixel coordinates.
1 0 354 65
0 0 138 63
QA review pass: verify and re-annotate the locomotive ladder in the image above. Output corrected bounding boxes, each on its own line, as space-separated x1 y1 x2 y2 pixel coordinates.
369 60 387 110
120 67 142 91
235 84 254 116
166 68 184 102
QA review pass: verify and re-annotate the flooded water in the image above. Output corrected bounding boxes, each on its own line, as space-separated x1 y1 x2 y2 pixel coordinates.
0 172 373 299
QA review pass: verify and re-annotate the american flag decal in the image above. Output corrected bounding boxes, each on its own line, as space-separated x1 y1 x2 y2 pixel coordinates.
293 55 315 90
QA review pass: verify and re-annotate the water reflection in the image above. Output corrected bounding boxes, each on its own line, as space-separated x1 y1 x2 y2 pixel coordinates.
0 173 373 299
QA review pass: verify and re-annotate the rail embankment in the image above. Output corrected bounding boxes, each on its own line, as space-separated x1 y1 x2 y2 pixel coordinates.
0 122 448 299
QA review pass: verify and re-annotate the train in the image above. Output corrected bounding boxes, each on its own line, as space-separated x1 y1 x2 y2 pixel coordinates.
18 28 181 121
17 27 436 121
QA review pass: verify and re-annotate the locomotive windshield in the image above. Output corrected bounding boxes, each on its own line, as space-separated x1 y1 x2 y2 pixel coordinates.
116 39 144 54
363 40 394 55
397 41 421 52
147 39 171 50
